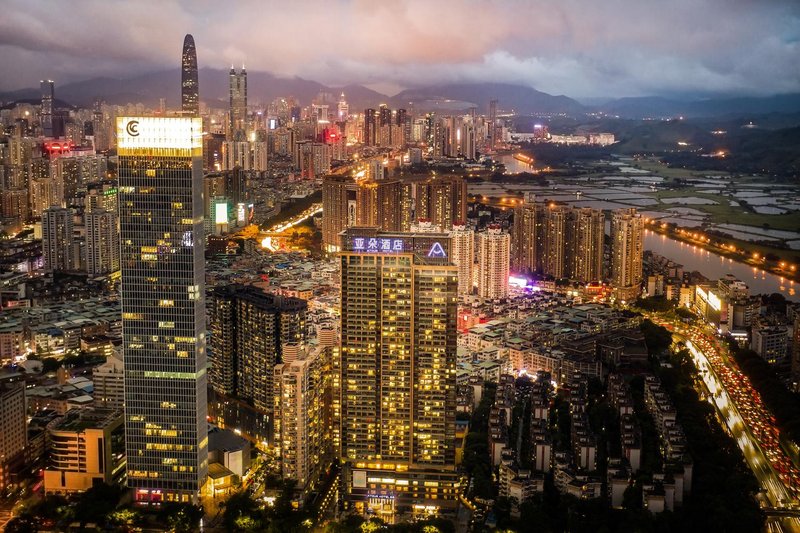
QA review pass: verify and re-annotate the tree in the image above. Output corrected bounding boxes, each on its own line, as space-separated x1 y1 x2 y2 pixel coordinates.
222 490 265 532
158 502 204 532
72 483 124 527
640 319 672 355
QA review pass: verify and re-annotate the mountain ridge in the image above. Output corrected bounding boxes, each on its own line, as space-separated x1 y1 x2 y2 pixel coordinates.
1 69 799 119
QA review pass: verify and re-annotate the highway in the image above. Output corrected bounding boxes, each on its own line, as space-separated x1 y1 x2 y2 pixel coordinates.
656 318 800 531
260 203 322 251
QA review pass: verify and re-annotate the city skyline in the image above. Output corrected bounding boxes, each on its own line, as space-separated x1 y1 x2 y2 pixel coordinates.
0 1 798 99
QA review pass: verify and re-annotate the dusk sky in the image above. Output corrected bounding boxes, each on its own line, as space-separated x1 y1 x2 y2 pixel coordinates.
2 0 799 98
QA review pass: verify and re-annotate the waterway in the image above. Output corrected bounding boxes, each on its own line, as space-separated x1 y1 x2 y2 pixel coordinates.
497 153 535 174
645 230 799 301
495 153 799 299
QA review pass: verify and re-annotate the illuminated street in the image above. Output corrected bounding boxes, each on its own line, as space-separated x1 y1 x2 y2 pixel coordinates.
655 317 800 531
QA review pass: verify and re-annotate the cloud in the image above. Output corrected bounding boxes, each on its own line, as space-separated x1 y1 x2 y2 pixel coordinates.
0 0 798 98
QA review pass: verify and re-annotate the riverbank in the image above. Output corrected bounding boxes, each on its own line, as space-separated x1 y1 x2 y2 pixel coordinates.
645 221 800 284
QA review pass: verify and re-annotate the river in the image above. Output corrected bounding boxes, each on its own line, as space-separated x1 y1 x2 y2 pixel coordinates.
645 230 798 301
494 153 798 299
497 153 535 174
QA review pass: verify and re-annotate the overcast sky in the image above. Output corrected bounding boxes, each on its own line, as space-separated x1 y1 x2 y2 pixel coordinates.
1 0 799 98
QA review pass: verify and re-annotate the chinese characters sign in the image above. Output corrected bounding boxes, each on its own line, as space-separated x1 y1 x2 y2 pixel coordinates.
352 237 404 252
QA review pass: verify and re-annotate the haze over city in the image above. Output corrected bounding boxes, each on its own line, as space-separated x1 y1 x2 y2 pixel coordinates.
2 0 800 98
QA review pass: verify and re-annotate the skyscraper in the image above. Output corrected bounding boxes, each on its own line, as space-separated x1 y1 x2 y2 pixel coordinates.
322 174 355 252
208 284 307 415
117 116 208 503
0 382 26 491
477 225 510 299
569 207 605 283
543 204 568 278
355 178 407 232
611 208 644 301
181 34 199 115
450 222 475 296
339 228 459 518
337 93 349 121
273 344 333 494
41 80 54 138
42 206 74 273
363 108 377 147
229 67 248 140
512 200 538 273
415 175 467 231
513 200 605 284
85 209 120 275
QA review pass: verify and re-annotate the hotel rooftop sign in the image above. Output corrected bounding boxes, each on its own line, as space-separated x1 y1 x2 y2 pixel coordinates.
341 228 451 261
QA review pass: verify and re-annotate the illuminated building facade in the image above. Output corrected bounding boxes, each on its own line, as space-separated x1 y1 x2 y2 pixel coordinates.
322 174 355 251
86 209 120 275
208 284 306 417
512 201 538 272
477 225 510 299
339 228 459 519
449 222 474 296
0 382 26 491
355 178 409 232
512 201 605 283
117 116 208 503
415 175 467 231
611 208 644 301
44 408 125 494
569 207 605 283
273 344 334 494
42 206 74 273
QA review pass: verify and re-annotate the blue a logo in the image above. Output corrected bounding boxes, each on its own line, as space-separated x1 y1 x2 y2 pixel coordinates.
427 242 447 258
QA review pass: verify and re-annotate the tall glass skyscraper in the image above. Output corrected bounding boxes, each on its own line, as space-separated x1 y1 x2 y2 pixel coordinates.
117 116 208 503
181 34 199 115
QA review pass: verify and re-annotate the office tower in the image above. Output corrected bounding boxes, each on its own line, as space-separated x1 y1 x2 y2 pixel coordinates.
117 116 207 503
229 67 248 140
450 222 475 296
181 34 199 115
611 208 644 301
477 225 510 299
93 354 125 410
208 285 306 415
42 206 74 272
0 382 27 491
569 207 605 283
363 108 377 146
355 178 406 232
41 80 54 137
44 408 125 493
512 201 537 273
273 344 333 494
415 175 467 231
86 210 120 275
339 228 459 518
322 174 355 251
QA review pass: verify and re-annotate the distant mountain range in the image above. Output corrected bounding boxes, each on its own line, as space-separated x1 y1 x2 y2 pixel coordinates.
2 68 799 120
